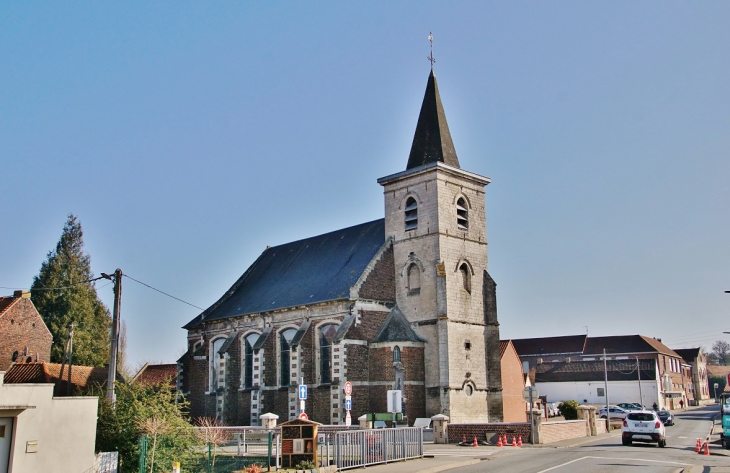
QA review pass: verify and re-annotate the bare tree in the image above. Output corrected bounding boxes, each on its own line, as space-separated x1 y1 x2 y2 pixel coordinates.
708 340 730 365
136 415 171 473
195 417 230 468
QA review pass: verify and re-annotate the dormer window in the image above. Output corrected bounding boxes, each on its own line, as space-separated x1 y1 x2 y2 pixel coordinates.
405 197 418 231
456 198 468 230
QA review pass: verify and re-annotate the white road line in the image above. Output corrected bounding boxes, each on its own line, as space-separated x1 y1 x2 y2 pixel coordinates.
678 436 687 439
424 451 496 457
535 455 691 473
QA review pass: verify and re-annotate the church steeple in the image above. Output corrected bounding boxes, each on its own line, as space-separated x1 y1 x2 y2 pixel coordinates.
406 70 460 170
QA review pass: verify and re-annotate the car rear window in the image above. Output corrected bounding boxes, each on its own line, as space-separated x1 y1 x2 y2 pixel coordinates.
627 413 655 421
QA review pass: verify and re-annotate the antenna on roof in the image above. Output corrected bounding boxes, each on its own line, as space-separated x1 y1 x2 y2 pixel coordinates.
427 32 436 70
585 326 589 335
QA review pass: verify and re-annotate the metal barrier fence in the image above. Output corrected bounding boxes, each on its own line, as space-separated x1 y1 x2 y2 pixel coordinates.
334 427 424 470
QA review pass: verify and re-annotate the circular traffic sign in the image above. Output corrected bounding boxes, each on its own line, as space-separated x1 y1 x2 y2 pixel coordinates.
299 413 308 420
344 381 353 396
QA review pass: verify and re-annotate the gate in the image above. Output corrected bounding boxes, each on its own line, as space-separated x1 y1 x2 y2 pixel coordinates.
333 427 423 470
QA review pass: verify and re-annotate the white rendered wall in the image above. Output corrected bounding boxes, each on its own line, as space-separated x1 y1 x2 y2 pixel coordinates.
535 380 660 408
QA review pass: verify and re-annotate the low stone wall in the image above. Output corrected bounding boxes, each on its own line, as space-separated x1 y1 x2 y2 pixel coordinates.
595 418 607 435
540 420 587 444
446 422 531 444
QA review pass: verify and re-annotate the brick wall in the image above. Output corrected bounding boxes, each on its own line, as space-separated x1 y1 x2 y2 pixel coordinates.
347 310 388 340
501 343 526 422
595 418 607 434
358 245 396 301
0 296 53 371
447 423 531 444
541 420 588 444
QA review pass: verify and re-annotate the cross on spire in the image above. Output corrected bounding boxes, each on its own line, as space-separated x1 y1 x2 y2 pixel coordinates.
427 32 435 69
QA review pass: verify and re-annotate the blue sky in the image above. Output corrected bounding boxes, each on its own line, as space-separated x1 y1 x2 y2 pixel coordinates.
2 2 729 370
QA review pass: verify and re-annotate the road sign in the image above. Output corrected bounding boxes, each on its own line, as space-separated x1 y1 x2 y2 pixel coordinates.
345 411 351 426
522 386 539 403
727 372 730 387
300 400 305 411
345 398 352 410
387 390 402 413
299 413 308 420
344 381 353 396
298 384 307 400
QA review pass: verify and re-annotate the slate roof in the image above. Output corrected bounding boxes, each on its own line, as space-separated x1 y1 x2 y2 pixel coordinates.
511 335 587 357
184 219 387 329
406 71 460 170
672 348 701 364
583 335 680 357
133 363 178 388
4 362 124 396
535 359 657 383
372 306 425 343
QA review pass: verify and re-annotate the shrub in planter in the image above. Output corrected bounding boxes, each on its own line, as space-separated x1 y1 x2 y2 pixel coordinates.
558 400 580 420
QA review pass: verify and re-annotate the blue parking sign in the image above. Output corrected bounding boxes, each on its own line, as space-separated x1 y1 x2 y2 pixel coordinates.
298 384 307 400
345 399 352 410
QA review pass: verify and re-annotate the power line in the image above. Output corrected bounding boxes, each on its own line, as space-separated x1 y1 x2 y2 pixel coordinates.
1 276 105 292
123 274 204 311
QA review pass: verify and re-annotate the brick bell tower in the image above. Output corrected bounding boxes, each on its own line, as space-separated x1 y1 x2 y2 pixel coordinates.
378 70 503 423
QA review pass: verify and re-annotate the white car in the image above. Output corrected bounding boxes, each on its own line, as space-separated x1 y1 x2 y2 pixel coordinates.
599 406 629 420
621 411 666 447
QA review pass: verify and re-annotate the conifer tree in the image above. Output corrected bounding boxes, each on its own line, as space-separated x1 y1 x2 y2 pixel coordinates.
31 214 111 367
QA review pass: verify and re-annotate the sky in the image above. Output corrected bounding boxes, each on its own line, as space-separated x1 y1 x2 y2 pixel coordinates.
2 2 729 371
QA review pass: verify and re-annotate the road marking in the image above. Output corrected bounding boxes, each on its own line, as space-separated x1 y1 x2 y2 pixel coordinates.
535 455 691 472
424 451 496 458
678 436 687 439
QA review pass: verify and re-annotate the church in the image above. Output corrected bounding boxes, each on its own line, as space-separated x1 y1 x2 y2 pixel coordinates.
179 69 505 426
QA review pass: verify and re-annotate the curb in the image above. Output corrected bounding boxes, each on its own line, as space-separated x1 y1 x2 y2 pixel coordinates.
417 459 482 473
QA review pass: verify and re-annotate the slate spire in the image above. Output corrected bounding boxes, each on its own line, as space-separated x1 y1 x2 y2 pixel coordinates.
406 70 460 170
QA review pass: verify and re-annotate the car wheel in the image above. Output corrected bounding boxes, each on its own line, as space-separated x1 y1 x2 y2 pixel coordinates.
658 439 666 448
622 438 629 446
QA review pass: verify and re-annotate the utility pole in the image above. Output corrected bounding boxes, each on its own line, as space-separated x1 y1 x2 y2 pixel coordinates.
603 348 609 426
106 268 122 404
58 323 74 396
636 356 643 407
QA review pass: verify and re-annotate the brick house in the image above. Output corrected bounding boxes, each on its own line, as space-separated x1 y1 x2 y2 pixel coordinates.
179 70 509 426
0 291 52 371
500 340 527 422
673 348 712 405
513 334 688 409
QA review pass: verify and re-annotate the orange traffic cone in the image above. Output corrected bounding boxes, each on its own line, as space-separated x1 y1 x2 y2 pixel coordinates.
703 442 710 456
503 434 508 445
497 435 503 447
694 438 701 453
517 435 523 447
473 436 478 447
512 435 517 447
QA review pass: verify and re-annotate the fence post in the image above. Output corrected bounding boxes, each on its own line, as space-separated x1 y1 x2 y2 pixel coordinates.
208 443 212 473
267 431 272 472
138 435 147 473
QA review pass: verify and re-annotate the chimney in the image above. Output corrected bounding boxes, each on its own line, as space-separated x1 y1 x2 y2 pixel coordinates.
13 290 30 299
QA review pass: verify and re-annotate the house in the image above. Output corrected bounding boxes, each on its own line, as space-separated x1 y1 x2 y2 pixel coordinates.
133 363 177 389
0 370 98 472
673 348 712 405
513 335 688 409
4 362 124 397
0 291 52 371
179 70 510 426
500 340 528 422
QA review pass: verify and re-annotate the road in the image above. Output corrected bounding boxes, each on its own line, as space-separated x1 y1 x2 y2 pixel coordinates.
426 405 727 473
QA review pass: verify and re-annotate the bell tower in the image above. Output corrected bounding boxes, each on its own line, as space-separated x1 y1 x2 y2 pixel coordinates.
378 70 503 423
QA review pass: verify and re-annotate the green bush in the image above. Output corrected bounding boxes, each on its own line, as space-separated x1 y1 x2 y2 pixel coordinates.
558 400 580 420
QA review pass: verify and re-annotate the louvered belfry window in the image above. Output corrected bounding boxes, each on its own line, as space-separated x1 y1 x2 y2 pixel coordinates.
280 329 297 386
243 332 259 389
404 197 418 231
456 198 468 230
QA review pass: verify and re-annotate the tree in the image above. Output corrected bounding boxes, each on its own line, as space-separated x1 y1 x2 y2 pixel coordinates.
94 382 199 473
708 340 730 366
30 214 111 367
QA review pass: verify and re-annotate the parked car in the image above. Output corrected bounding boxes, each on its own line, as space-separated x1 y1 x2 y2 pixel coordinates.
547 403 561 417
622 411 666 447
656 409 674 426
617 403 643 411
599 406 629 420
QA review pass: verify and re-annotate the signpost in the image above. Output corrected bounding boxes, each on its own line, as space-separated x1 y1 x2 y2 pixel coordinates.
344 381 353 426
522 386 539 445
298 378 307 418
387 390 402 428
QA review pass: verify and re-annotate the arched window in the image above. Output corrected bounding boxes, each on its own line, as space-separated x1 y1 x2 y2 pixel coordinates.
319 324 339 384
210 338 226 392
407 263 421 295
456 198 468 230
280 328 297 386
242 332 260 389
404 197 418 231
393 346 401 363
459 263 471 294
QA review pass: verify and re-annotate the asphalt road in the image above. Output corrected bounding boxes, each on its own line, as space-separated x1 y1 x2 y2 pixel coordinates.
446 405 727 473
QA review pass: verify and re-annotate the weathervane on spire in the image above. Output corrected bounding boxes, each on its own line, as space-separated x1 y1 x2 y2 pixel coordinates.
427 32 435 70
